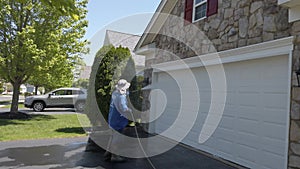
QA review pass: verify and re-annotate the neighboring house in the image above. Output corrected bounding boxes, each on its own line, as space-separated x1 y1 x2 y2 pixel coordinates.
78 66 91 79
104 30 145 75
135 0 300 169
73 65 91 82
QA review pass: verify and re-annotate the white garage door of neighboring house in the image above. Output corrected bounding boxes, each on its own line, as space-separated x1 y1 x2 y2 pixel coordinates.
149 38 292 169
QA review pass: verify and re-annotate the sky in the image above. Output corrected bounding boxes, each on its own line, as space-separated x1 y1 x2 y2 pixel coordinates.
82 0 161 66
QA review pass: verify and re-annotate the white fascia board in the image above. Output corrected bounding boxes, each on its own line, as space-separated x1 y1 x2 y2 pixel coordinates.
289 6 300 22
278 0 300 22
152 37 294 72
134 43 156 60
134 43 156 55
278 0 300 7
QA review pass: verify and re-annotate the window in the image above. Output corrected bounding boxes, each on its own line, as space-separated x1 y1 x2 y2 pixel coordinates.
194 0 207 21
66 90 73 95
53 90 66 96
72 90 84 95
184 0 218 23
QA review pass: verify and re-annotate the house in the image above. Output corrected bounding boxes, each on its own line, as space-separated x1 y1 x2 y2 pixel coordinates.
104 30 145 75
134 0 300 168
78 66 91 79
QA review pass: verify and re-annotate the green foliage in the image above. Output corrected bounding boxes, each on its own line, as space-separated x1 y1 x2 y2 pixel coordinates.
86 45 143 127
94 45 133 120
0 81 4 94
0 0 88 113
15 0 80 20
129 75 144 113
72 78 89 89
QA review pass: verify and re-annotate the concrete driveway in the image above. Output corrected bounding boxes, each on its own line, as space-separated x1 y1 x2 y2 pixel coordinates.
0 136 240 169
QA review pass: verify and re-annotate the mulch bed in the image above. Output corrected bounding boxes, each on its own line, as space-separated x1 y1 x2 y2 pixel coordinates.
0 112 31 119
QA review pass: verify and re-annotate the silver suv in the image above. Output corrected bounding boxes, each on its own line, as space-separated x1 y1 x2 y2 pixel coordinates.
24 88 87 112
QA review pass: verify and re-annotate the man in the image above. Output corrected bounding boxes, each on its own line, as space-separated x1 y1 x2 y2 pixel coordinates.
104 79 132 162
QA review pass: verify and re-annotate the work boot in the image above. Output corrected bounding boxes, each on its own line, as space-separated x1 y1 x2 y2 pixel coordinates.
103 151 111 161
111 154 126 163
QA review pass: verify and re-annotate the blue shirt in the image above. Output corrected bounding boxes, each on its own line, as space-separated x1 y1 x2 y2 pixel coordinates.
108 90 129 131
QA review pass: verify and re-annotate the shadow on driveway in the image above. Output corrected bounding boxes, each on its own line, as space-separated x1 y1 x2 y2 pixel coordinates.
0 139 239 169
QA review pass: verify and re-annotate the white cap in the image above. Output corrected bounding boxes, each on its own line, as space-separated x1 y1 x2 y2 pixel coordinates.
115 79 130 94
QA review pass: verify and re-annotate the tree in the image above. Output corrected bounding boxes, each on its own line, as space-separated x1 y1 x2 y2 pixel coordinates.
86 45 138 126
0 0 88 115
72 78 89 89
27 56 85 94
17 0 80 19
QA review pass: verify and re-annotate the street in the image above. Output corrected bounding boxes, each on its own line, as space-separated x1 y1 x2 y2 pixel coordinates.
0 95 25 102
0 107 79 115
0 95 79 114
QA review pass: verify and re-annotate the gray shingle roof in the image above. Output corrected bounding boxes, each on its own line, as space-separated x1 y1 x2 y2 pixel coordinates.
104 30 145 67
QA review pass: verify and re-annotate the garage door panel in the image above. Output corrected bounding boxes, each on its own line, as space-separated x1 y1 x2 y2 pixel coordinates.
261 123 286 140
236 144 258 164
214 128 236 142
153 55 289 169
262 109 287 125
261 151 285 169
238 93 260 106
216 138 235 155
236 118 259 135
237 132 260 150
238 106 260 121
218 116 235 130
262 94 289 109
262 137 286 156
222 105 238 117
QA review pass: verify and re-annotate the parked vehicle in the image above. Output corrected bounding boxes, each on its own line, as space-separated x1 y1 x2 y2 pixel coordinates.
24 88 87 112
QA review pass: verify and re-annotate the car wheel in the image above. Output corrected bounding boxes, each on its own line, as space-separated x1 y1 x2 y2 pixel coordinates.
75 101 85 112
33 101 45 112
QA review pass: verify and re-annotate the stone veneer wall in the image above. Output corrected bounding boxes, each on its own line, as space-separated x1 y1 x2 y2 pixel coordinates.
290 21 300 169
143 0 300 168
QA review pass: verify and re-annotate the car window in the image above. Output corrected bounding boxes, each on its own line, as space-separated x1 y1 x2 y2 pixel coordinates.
66 90 73 95
72 90 84 95
53 90 66 96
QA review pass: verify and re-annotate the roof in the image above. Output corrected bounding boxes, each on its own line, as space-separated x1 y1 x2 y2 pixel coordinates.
79 66 91 79
104 30 145 67
135 0 178 51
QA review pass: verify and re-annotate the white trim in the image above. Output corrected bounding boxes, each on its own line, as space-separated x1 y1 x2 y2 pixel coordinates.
148 72 159 134
134 43 156 60
285 49 293 169
193 0 207 22
278 0 300 7
152 37 294 72
278 0 300 22
289 5 300 22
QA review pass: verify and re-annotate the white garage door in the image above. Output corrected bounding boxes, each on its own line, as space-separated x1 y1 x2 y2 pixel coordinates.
151 55 290 169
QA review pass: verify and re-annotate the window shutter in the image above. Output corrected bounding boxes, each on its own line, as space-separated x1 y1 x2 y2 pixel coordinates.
206 0 218 17
184 0 193 23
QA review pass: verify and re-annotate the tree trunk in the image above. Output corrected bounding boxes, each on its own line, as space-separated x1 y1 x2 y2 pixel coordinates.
35 86 38 95
10 82 21 114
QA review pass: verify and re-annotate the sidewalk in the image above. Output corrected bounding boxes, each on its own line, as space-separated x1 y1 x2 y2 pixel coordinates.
0 134 241 169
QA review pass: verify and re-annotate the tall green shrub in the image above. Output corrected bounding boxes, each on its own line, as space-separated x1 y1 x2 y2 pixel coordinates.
85 45 143 129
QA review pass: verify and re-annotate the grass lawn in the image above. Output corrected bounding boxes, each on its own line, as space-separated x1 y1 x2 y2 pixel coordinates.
0 114 90 141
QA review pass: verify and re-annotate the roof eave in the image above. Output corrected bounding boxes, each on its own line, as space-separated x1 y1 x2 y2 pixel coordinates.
134 0 178 51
